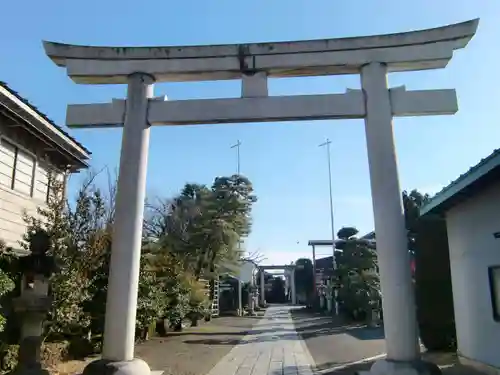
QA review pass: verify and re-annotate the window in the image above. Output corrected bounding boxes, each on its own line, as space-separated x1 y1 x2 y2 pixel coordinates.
47 170 64 202
488 266 500 321
0 138 35 197
34 162 50 201
0 140 16 188
13 148 35 195
35 162 64 203
0 138 63 201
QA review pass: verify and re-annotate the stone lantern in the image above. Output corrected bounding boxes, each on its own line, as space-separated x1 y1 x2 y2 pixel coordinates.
12 229 56 375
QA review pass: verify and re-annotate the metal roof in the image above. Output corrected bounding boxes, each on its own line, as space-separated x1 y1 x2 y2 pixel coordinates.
420 149 500 216
0 81 91 158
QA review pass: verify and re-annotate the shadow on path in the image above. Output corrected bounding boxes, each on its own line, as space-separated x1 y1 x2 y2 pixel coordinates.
181 307 384 346
291 308 385 341
183 332 300 346
290 308 386 371
267 362 373 375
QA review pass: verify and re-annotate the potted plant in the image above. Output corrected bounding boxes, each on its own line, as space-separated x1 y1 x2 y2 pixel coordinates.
187 303 206 327
187 278 210 327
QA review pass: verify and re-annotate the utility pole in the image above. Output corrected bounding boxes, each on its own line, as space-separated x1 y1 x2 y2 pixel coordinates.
319 138 339 315
230 140 243 315
230 140 242 175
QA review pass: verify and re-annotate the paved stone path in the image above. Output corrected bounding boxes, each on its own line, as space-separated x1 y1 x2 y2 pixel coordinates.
206 305 316 375
290 310 386 371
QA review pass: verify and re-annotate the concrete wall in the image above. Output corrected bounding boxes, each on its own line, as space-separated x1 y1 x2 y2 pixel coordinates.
446 180 500 368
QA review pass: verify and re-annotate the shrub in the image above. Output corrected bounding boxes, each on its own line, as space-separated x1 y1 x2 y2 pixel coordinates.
187 279 210 326
0 344 18 373
0 341 70 374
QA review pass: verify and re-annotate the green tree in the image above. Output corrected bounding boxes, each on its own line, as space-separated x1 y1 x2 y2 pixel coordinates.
144 175 257 281
335 227 380 321
403 189 456 351
403 190 430 255
0 242 15 334
23 177 94 337
135 254 167 339
21 172 114 340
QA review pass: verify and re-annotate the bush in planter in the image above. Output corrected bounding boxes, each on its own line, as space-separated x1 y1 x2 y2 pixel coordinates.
136 255 167 341
187 279 210 327
165 289 190 332
204 312 212 322
186 309 203 327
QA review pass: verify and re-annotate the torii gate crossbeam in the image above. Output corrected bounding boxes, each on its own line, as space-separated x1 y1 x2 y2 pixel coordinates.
43 18 478 375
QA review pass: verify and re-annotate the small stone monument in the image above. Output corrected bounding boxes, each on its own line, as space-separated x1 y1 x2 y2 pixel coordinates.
11 229 56 375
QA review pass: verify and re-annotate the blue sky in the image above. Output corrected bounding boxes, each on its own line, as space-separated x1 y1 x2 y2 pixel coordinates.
0 0 498 265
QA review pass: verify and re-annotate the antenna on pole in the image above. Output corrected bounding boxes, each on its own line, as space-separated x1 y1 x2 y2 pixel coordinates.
230 140 242 175
230 139 243 315
319 138 338 316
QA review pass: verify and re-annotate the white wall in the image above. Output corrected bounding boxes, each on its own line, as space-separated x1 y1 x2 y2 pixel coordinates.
239 261 256 284
0 135 64 249
0 184 40 248
446 180 500 368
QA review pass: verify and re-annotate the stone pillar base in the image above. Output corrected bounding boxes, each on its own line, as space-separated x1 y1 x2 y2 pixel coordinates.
358 359 442 375
83 358 153 375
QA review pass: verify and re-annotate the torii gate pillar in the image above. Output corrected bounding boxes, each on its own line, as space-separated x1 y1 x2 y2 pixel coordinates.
260 269 265 306
290 268 297 305
362 61 419 366
83 73 154 375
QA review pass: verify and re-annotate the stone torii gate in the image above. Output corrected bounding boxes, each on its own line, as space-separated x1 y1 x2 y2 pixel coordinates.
43 18 478 375
257 264 297 305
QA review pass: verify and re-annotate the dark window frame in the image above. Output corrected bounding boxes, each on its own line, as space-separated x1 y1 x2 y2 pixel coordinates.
488 265 500 321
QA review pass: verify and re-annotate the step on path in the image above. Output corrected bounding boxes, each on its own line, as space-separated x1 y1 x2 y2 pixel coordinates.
205 305 316 375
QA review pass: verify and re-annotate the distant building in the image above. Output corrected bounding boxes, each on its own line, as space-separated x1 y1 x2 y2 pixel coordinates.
313 231 377 281
0 82 90 249
361 231 375 240
420 149 500 372
238 259 258 285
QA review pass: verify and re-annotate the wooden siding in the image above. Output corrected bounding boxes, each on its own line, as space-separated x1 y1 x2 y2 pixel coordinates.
0 123 65 249
0 184 40 248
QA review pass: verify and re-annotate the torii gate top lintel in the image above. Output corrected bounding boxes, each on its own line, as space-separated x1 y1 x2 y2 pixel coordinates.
258 264 296 271
43 18 478 85
42 19 478 131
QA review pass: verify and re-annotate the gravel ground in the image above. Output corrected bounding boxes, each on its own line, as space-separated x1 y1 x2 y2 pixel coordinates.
135 316 261 375
52 315 262 375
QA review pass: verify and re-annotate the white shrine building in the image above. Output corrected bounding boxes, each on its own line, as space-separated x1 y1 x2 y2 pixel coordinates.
420 149 500 372
0 82 90 250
